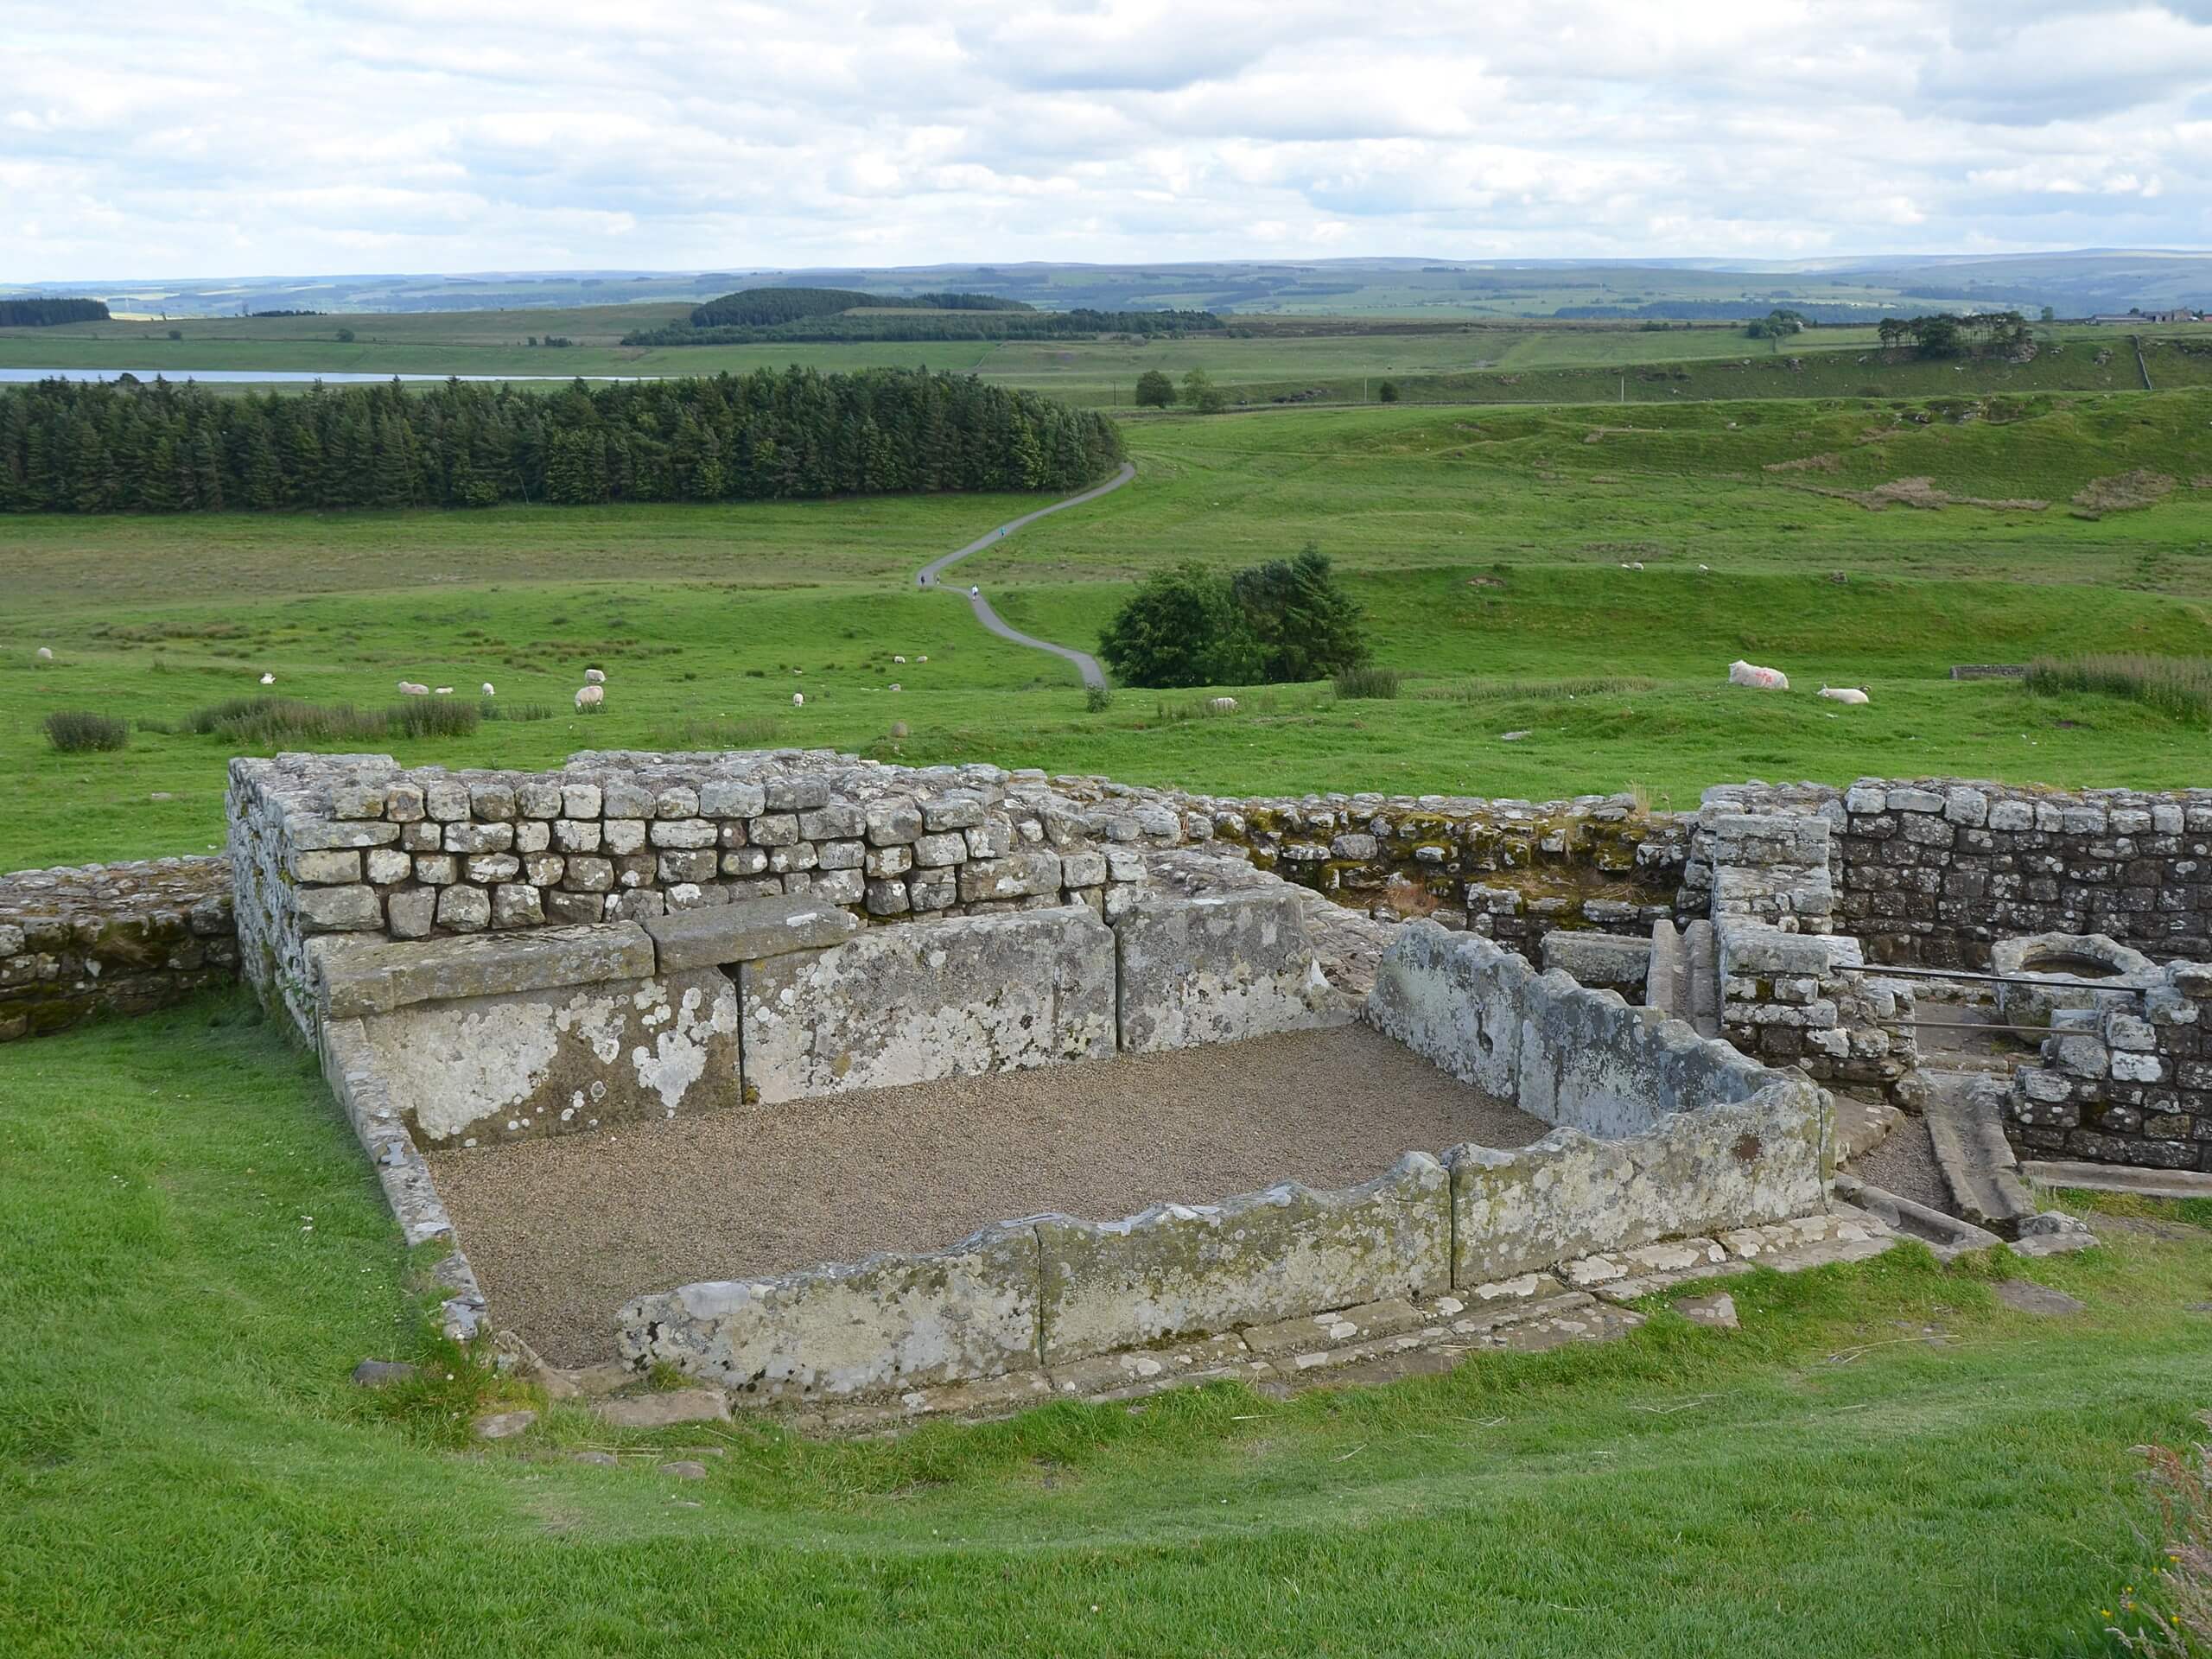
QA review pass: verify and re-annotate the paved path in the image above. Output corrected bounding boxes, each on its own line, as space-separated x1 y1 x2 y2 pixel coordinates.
915 461 1135 689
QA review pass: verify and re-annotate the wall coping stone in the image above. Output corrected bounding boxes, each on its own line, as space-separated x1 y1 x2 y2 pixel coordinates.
643 894 859 972
313 922 657 1020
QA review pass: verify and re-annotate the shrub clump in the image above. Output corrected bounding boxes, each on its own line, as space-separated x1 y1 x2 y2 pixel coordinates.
2027 654 2212 726
43 710 130 753
1333 664 1402 700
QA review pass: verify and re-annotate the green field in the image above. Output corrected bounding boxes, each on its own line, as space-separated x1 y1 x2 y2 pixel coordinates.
7 302 2209 410
3 387 2210 869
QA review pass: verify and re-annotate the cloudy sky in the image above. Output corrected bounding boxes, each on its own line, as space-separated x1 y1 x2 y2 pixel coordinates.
4 0 2209 280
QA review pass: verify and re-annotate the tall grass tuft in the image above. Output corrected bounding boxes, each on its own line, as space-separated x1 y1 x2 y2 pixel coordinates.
390 697 480 739
2027 654 2212 726
481 699 554 723
198 697 389 746
1333 664 1402 700
43 710 130 753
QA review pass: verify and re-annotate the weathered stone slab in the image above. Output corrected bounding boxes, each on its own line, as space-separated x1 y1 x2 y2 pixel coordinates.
593 1389 734 1429
358 966 740 1147
315 921 656 1020
739 906 1116 1102
1450 1077 1826 1283
615 1223 1041 1398
643 893 858 973
1034 1152 1451 1363
1540 931 1653 996
1113 890 1342 1052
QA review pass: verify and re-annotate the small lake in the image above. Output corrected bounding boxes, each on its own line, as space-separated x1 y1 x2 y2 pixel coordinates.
0 368 657 385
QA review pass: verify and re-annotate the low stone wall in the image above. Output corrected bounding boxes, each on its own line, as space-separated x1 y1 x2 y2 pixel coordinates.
228 750 1152 1043
1712 778 2212 969
1715 922 1919 1100
1160 787 1692 947
0 857 237 1042
2007 960 2212 1171
621 919 1833 1402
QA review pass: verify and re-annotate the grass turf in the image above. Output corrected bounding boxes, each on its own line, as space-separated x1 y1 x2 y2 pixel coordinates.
1 996 2207 1656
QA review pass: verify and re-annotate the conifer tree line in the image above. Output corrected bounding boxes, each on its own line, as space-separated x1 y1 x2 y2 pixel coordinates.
0 297 110 327
0 367 1126 513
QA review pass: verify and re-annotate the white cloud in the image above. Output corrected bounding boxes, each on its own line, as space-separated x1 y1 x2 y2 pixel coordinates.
0 0 2204 279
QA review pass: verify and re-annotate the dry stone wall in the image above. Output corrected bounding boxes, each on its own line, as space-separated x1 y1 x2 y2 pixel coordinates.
2006 960 2212 1171
0 856 236 1042
229 749 1152 1042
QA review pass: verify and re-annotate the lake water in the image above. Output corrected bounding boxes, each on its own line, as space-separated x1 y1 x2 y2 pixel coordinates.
0 368 656 385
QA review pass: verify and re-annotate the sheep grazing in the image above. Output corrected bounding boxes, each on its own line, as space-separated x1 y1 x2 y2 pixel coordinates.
433 686 454 696
893 654 906 664
481 683 495 696
888 683 902 692
916 655 927 663
583 668 606 684
1818 685 1871 705
397 681 429 696
574 684 604 711
35 647 52 662
791 692 805 708
259 672 276 685
1726 659 1789 691
1206 696 1238 714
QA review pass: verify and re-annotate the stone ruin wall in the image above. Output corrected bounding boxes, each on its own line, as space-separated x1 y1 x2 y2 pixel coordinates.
2006 962 2212 1173
227 750 1158 1042
1715 778 2212 969
0 856 236 1043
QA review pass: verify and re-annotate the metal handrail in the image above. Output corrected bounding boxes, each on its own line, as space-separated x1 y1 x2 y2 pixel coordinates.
1828 962 2144 993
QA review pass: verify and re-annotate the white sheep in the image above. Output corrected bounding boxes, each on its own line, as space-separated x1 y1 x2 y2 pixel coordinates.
35 647 52 662
583 667 606 684
259 672 276 685
888 683 902 692
916 655 928 663
791 692 805 708
575 684 603 711
1819 685 1871 705
481 683 495 696
397 681 429 696
433 686 453 696
1727 659 1789 691
1206 696 1238 713
894 654 906 664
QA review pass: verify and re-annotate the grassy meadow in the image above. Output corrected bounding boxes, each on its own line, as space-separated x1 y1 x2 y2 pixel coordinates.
3 386 2210 868
3 996 2209 1658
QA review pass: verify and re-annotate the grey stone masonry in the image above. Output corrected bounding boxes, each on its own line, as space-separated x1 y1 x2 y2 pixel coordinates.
2006 959 2212 1172
0 856 237 1043
1725 777 2212 970
1714 920 1919 1102
228 749 1149 1041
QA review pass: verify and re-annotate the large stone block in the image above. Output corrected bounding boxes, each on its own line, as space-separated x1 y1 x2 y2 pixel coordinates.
356 965 741 1146
1034 1153 1451 1362
1113 890 1342 1053
313 921 656 1019
615 1223 1039 1397
739 907 1116 1101
1452 1078 1825 1282
1540 930 1653 996
643 893 858 973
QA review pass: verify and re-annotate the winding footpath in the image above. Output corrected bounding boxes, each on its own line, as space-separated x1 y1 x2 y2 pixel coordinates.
914 461 1135 690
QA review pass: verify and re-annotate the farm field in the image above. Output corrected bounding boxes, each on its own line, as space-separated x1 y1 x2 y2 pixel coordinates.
4 303 2209 410
3 388 2210 869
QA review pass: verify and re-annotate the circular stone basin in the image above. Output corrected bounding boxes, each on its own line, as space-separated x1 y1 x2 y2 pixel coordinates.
1992 931 2158 1029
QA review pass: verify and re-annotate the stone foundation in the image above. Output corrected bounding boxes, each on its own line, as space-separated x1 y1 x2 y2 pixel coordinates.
0 857 236 1042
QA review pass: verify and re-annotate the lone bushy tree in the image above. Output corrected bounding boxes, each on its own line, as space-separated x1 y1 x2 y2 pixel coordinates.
1099 544 1370 689
1230 544 1370 683
1134 369 1175 408
1097 563 1261 688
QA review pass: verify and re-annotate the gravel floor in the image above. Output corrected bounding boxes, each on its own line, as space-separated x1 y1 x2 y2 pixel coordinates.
431 1024 1546 1366
1845 1112 1956 1216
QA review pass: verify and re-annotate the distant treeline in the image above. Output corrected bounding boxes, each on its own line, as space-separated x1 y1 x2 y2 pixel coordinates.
0 368 1126 513
627 285 1224 346
0 297 111 327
